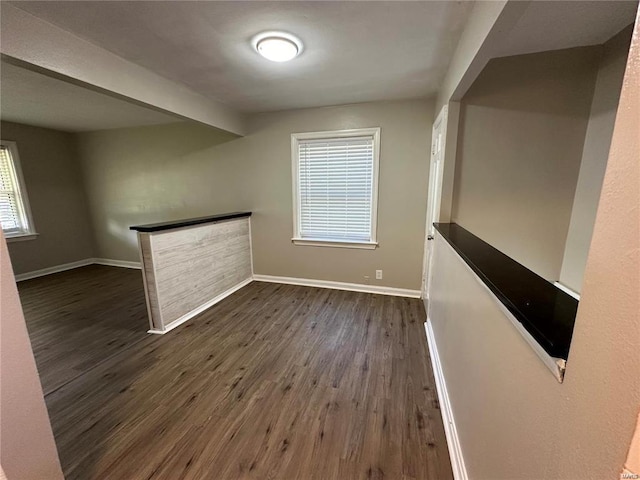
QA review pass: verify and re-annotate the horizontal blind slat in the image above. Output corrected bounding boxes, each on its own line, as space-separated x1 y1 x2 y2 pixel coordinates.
297 134 375 242
0 146 27 233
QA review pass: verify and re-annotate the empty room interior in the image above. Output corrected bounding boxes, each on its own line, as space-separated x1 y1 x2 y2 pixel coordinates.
0 1 639 479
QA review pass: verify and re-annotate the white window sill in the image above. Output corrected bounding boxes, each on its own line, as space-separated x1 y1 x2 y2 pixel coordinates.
292 238 378 250
5 232 39 243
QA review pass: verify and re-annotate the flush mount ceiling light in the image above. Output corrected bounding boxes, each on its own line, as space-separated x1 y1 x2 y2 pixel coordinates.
253 32 302 62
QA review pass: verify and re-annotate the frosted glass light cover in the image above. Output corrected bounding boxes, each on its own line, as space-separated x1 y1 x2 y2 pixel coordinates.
257 37 299 62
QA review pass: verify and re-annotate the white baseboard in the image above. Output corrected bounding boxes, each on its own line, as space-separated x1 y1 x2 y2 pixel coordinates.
93 258 141 269
13 258 94 281
424 319 468 480
252 274 421 298
148 277 253 334
14 257 141 281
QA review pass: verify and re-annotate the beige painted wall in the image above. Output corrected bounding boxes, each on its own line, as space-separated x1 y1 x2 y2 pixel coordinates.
435 1 529 225
76 100 433 290
428 14 639 479
75 122 239 262
559 27 632 292
1 121 96 275
245 101 432 290
451 46 600 280
0 231 64 479
626 413 640 475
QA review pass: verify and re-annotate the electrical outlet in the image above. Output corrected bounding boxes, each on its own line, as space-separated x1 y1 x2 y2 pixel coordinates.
376 270 383 280
364 275 370 284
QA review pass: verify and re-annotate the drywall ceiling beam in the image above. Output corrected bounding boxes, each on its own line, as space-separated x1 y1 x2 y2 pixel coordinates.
436 0 529 111
434 1 529 224
0 4 247 136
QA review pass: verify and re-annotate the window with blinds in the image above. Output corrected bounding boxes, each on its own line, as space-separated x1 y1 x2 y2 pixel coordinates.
292 128 380 248
0 142 34 237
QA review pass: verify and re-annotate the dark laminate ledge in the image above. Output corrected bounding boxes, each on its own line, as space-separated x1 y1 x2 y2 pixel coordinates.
434 223 578 360
130 212 252 233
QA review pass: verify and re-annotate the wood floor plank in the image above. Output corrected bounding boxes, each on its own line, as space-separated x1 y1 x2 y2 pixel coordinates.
19 268 453 479
18 265 149 394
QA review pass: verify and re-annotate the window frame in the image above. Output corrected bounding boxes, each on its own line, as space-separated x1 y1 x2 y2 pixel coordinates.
291 127 381 249
0 140 37 242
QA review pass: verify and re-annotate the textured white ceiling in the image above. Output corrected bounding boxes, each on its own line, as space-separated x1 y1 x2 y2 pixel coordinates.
9 1 474 113
0 61 180 132
495 1 638 58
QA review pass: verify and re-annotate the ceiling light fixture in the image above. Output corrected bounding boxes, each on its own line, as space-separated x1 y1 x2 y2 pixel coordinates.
253 32 302 62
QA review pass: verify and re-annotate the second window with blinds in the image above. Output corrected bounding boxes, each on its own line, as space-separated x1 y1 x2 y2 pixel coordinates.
291 128 380 249
0 141 36 241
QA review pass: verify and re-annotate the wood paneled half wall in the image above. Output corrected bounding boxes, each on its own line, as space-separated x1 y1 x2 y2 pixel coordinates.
132 214 253 333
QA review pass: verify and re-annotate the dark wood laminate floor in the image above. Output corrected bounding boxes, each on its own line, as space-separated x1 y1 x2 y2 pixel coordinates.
21 269 453 480
18 265 149 395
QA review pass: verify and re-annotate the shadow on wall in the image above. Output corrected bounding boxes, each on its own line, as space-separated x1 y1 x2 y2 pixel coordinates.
461 46 600 116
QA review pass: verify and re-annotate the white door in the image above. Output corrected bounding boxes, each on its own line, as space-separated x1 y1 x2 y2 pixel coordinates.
421 106 448 301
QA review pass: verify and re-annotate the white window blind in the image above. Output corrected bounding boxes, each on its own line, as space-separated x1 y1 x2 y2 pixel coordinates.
295 132 378 245
0 144 32 236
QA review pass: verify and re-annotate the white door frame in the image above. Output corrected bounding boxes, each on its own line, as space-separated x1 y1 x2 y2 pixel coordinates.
421 105 448 302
